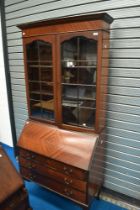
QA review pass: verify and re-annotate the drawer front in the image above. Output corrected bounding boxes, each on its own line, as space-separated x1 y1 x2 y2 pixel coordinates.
19 148 87 181
19 148 46 163
15 202 29 210
1 188 29 210
21 167 87 204
14 196 29 210
6 198 29 210
47 159 87 181
19 157 87 192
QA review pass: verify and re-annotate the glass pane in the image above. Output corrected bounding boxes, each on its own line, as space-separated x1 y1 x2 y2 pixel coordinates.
61 38 78 84
41 82 53 95
78 67 96 85
79 100 96 109
78 86 96 100
62 106 78 125
27 42 38 61
41 67 53 82
30 93 40 101
29 82 40 93
62 67 78 84
61 35 97 129
39 41 52 62
30 100 42 118
79 37 97 66
78 108 96 128
26 40 54 121
62 84 78 100
78 37 97 85
28 67 39 81
41 95 54 120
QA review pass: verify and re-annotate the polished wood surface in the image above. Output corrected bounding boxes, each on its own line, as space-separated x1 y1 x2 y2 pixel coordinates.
1 188 30 210
0 147 23 204
18 120 98 170
0 147 31 210
19 148 87 180
99 31 110 130
22 20 109 38
17 120 100 208
20 167 87 204
18 13 113 30
19 154 87 192
87 131 105 205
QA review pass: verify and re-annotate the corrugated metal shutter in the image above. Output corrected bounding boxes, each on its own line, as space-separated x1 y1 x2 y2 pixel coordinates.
4 0 140 200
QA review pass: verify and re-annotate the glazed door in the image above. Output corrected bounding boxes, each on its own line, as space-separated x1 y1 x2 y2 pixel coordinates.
24 35 56 123
58 31 100 130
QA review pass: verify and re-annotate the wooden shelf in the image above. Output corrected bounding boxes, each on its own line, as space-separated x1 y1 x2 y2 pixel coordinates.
30 99 40 102
63 96 96 101
29 80 53 85
33 100 54 111
62 103 96 109
30 91 53 96
29 65 53 68
62 66 96 68
62 59 96 62
27 60 52 63
62 100 82 107
62 83 96 87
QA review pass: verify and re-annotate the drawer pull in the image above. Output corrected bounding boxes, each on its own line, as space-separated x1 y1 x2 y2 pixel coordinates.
64 177 73 185
9 202 16 208
64 188 73 196
49 166 56 171
63 167 73 175
31 154 35 158
26 154 35 160
26 156 31 160
26 163 36 169
29 174 36 180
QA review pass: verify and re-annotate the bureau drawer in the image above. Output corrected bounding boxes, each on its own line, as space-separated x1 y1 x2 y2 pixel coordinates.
7 196 29 210
1 188 29 210
19 157 87 192
20 167 87 204
19 148 46 162
19 148 87 181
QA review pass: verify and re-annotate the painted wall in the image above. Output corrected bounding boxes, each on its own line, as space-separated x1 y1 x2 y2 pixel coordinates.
4 0 140 199
0 14 13 146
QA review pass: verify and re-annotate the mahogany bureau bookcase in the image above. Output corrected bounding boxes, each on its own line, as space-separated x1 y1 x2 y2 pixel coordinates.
0 146 31 210
17 13 113 210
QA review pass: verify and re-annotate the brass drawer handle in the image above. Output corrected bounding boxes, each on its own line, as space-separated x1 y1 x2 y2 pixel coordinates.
64 177 73 185
63 167 73 175
64 188 73 196
31 154 36 158
26 163 36 169
26 156 31 160
9 202 16 208
26 154 35 160
49 166 56 171
29 174 36 180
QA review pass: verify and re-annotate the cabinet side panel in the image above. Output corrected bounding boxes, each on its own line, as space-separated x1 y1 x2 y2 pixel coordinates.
98 31 110 133
88 131 105 203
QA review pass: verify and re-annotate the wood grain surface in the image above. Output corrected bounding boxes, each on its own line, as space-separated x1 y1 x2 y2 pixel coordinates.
0 147 23 204
17 120 98 170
